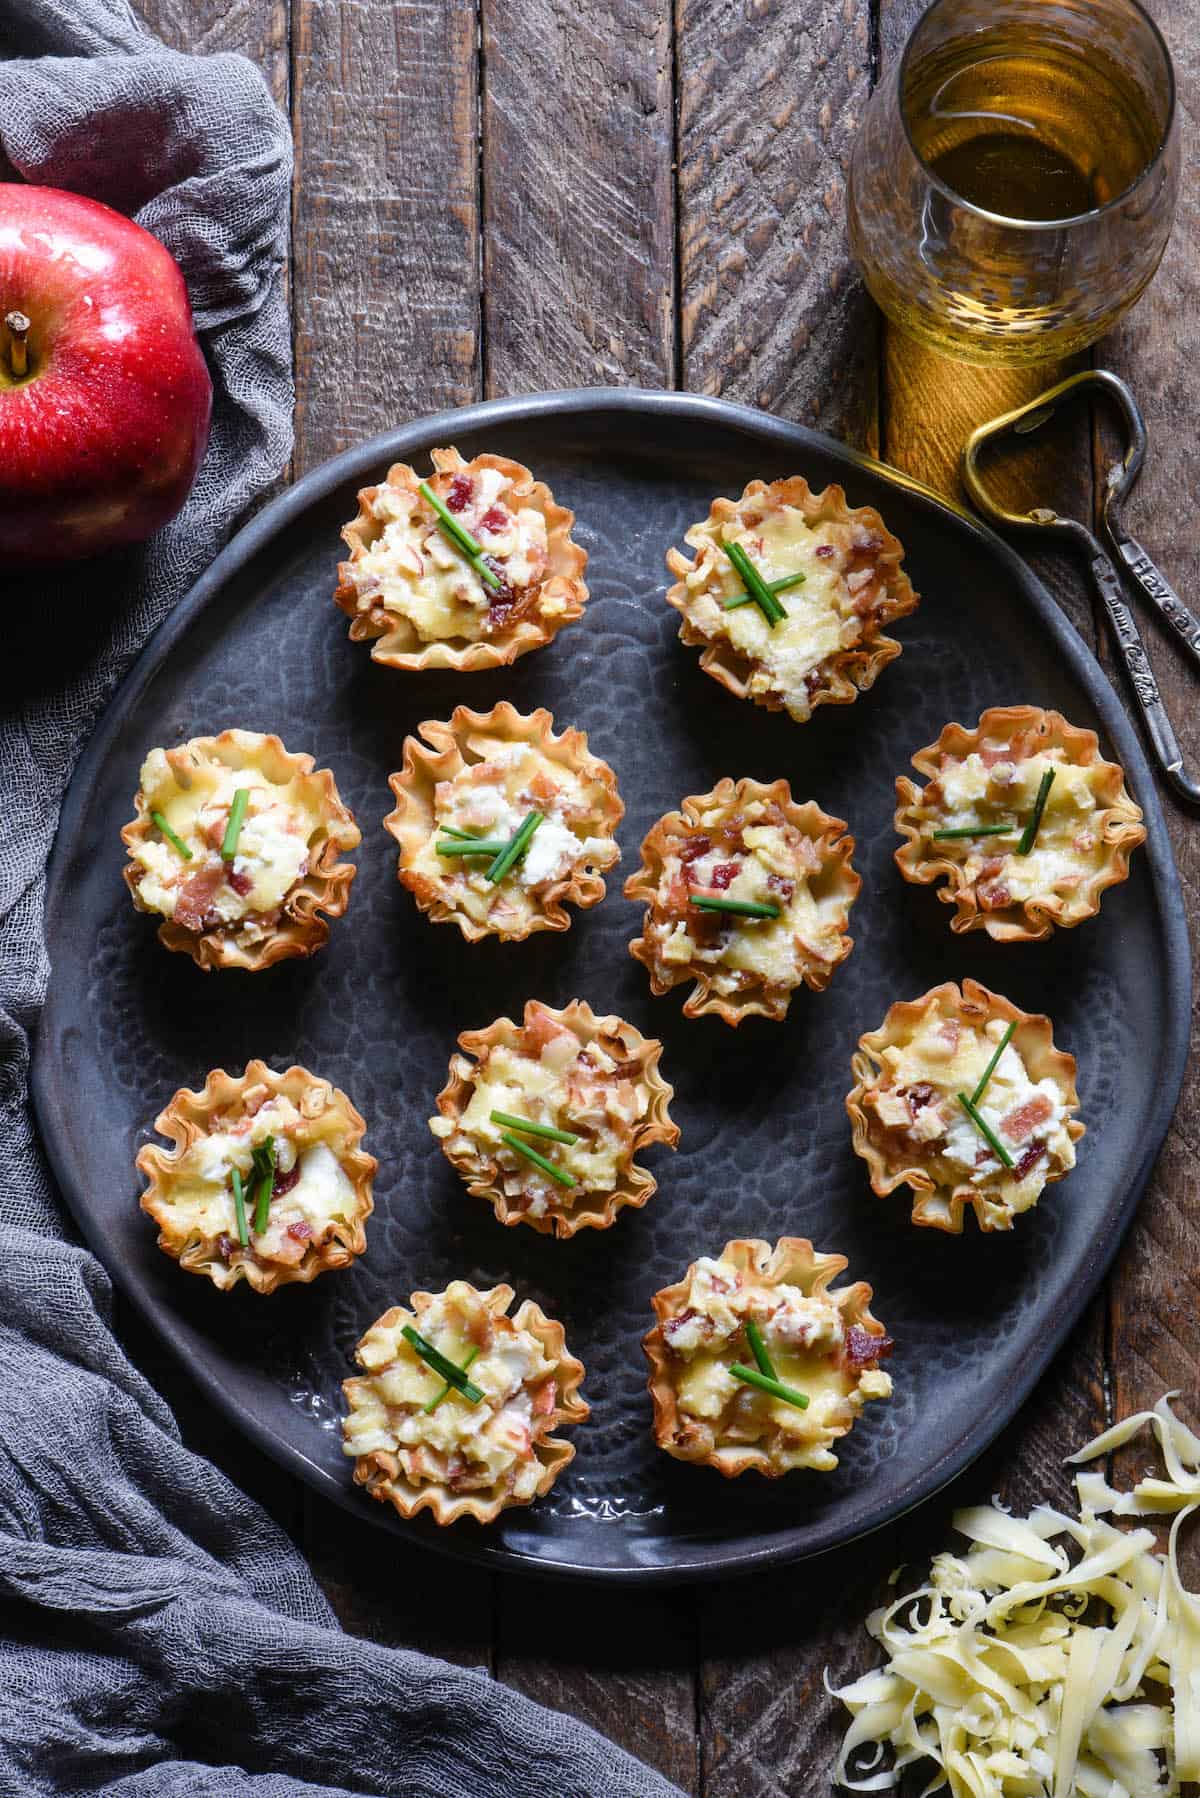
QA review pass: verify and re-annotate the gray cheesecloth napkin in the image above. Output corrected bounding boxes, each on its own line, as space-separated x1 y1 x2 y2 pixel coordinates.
0 3 680 1793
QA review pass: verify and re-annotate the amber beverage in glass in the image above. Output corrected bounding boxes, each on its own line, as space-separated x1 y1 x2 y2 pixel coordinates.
847 0 1179 364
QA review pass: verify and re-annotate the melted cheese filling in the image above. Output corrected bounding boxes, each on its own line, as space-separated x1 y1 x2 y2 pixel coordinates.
648 802 847 995
681 507 884 720
348 468 551 642
663 1257 891 1470
430 1027 647 1217
132 747 319 930
924 750 1109 905
832 1394 1200 1797
867 1002 1075 1210
159 1095 358 1261
342 1285 556 1496
409 738 614 928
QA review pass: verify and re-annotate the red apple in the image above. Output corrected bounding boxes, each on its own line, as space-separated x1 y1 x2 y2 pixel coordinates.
0 184 213 564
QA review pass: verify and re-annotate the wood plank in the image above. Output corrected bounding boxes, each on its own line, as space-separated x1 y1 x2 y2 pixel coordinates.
676 0 880 448
132 0 289 100
290 0 481 470
480 0 675 392
1099 1 1200 1586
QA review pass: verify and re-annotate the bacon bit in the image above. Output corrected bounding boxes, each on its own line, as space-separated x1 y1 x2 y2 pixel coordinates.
905 1082 937 1114
486 577 537 634
1073 830 1097 853
528 769 560 808
815 543 836 559
202 817 226 850
217 1234 238 1261
286 1218 314 1242
227 867 253 897
709 861 741 890
532 1382 556 1417
173 865 225 933
273 1163 301 1198
663 1309 701 1349
851 581 879 618
679 834 712 865
524 1007 574 1057
765 873 795 901
979 857 1005 880
1013 1142 1045 1180
979 882 1012 910
479 504 508 533
1000 1091 1053 1144
846 1324 893 1368
446 475 472 513
939 1020 960 1051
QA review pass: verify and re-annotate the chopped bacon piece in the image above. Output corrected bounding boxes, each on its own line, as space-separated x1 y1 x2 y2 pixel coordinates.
227 867 253 898
679 834 712 865
663 1308 702 1350
938 1020 960 1051
905 1082 937 1114
202 817 226 850
527 769 560 808
1013 1142 1045 1180
1000 1091 1053 1144
446 475 472 513
815 543 836 559
273 1163 301 1198
979 857 1005 880
846 1324 893 1368
486 579 537 634
217 1234 238 1261
532 1382 556 1417
286 1218 314 1242
709 861 741 890
979 882 1012 910
523 1007 574 1057
765 873 795 901
479 504 508 533
173 865 225 933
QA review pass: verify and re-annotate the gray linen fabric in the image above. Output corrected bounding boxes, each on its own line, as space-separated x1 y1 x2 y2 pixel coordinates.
0 5 680 1795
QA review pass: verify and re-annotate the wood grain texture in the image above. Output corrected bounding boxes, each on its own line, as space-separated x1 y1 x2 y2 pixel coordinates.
676 0 879 448
480 0 675 393
290 0 481 470
1100 1 1200 1550
132 0 289 96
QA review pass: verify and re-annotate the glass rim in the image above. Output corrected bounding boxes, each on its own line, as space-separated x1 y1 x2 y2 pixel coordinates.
897 0 1177 231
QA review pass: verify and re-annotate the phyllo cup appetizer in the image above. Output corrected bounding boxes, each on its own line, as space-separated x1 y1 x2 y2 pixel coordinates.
334 446 587 671
121 730 360 971
342 1282 588 1524
626 776 860 1024
137 1061 376 1292
644 1238 893 1477
846 979 1084 1234
665 476 917 723
429 998 679 1237
385 701 623 943
894 705 1146 942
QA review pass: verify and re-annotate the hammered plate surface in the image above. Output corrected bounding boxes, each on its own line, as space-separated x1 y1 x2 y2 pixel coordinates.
34 390 1189 1583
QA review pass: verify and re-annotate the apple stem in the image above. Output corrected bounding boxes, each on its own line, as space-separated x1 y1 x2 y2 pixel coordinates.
4 311 30 380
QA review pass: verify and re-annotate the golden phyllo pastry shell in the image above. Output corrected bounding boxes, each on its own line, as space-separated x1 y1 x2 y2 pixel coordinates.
343 1285 589 1525
894 706 1146 943
384 701 623 943
665 476 918 722
334 445 587 670
845 979 1085 1234
137 1060 376 1293
644 1237 893 1477
121 729 360 972
431 998 679 1238
625 776 860 1025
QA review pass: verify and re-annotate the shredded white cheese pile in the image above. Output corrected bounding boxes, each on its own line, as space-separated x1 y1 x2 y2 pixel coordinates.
830 1395 1200 1796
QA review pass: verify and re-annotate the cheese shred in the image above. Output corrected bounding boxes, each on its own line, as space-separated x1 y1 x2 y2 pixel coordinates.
830 1394 1200 1796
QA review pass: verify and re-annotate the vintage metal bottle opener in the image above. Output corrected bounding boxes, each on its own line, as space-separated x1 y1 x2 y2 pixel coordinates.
962 368 1200 806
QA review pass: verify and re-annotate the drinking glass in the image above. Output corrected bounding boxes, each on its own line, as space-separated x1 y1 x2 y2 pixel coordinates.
847 0 1179 364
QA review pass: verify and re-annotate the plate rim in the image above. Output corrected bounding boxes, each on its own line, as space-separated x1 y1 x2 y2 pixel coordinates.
32 385 1192 1584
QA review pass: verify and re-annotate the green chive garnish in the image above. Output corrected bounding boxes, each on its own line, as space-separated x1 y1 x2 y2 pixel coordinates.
439 824 481 840
723 540 785 626
435 838 509 857
230 1167 249 1248
221 788 250 862
688 894 781 920
402 1324 485 1403
722 569 807 611
486 810 543 885
729 1364 810 1410
956 1092 1015 1170
745 1319 777 1381
931 823 1016 840
418 479 502 591
250 1137 276 1234
151 811 193 860
500 1130 575 1188
423 1345 481 1414
970 1020 1017 1107
490 1109 579 1147
1017 769 1056 855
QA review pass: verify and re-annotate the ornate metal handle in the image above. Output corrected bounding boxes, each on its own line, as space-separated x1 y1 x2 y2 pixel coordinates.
1091 554 1200 806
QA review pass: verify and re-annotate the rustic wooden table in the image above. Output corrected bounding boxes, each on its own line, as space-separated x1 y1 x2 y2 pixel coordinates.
122 0 1199 1788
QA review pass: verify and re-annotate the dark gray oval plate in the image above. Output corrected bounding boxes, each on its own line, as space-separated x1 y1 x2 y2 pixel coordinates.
33 389 1189 1584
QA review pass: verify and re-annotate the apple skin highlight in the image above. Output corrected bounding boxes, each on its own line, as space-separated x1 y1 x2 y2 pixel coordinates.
0 184 213 564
